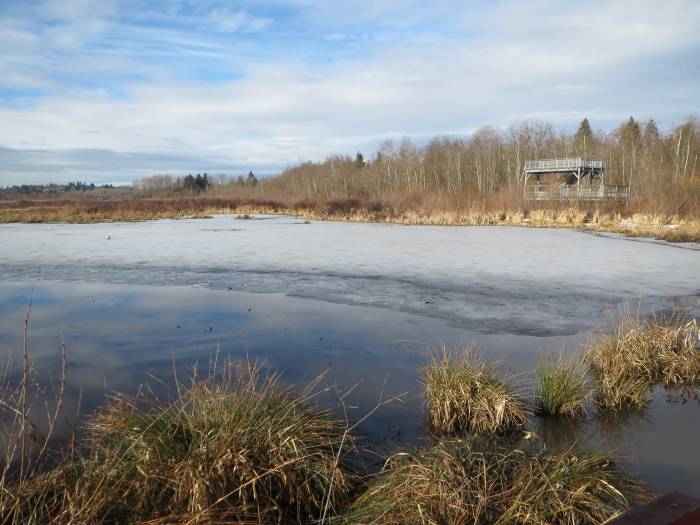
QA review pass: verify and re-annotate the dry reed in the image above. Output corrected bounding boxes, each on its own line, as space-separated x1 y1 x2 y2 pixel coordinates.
423 347 529 435
338 438 652 525
3 360 358 524
535 352 592 418
588 306 699 412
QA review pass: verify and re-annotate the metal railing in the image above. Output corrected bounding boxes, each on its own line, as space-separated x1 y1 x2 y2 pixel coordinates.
524 158 604 172
524 184 630 201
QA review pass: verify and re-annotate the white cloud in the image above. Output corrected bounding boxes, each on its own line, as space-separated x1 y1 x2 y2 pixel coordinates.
206 8 272 33
0 0 698 184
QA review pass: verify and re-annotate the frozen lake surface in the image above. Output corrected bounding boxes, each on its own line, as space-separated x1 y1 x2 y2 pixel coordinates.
1 215 699 495
1 214 699 335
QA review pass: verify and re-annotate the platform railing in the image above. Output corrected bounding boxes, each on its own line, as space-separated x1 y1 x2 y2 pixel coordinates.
524 158 604 171
524 184 630 201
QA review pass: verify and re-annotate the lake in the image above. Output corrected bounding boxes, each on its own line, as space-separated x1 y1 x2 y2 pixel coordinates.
1 215 699 494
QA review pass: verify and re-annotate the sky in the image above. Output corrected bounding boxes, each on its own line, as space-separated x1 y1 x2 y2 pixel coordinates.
0 0 698 185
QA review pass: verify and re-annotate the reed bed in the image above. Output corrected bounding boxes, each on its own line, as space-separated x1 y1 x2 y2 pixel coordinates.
535 353 592 418
588 307 699 412
423 347 529 435
2 362 357 524
3 197 700 243
338 439 651 525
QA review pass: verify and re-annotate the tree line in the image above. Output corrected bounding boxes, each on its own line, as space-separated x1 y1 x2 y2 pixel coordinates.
0 182 116 199
127 115 700 214
254 116 697 206
134 171 258 193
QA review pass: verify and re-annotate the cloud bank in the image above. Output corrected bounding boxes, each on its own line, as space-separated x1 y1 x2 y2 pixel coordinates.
0 0 698 184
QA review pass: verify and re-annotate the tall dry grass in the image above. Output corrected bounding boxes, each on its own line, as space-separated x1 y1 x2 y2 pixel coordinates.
1 356 359 524
338 438 652 525
3 194 700 243
588 305 699 412
535 353 592 418
423 347 529 435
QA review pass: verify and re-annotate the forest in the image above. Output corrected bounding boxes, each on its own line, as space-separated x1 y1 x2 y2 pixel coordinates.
233 116 699 215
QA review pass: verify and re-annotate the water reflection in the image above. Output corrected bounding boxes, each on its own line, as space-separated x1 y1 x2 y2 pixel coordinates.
0 280 699 495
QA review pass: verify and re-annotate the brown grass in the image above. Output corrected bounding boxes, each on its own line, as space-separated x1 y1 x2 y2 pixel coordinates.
2 196 700 242
535 352 592 418
423 347 530 435
337 438 652 525
2 360 358 524
588 306 700 412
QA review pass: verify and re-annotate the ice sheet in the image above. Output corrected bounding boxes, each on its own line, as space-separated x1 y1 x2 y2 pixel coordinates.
1 215 698 335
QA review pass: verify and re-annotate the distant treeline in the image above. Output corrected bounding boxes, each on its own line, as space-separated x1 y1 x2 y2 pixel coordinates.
5 115 698 215
136 115 699 215
261 116 698 212
134 171 258 193
0 181 116 197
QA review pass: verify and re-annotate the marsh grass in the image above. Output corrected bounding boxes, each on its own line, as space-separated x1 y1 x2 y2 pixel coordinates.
3 197 700 243
588 305 699 411
3 359 359 524
337 438 652 525
535 352 592 417
423 347 529 435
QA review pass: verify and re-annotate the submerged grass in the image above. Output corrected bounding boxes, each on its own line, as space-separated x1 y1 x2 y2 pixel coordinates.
587 306 699 412
4 362 357 524
424 347 529 435
535 353 592 418
338 438 652 525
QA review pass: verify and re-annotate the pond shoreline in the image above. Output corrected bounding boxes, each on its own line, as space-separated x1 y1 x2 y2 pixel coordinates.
2 198 700 243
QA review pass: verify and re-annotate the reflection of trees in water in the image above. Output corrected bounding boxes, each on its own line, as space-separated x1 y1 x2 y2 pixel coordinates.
595 410 652 449
533 416 587 452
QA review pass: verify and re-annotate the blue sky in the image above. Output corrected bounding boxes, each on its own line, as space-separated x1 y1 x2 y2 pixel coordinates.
0 0 698 185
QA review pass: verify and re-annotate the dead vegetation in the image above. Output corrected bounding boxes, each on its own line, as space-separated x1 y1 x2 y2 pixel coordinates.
3 362 359 524
535 352 592 418
423 347 529 435
3 196 699 243
0 303 359 524
337 439 652 525
1 298 695 523
588 306 700 412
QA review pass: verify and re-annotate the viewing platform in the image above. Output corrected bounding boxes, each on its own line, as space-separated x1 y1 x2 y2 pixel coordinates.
523 157 629 202
524 158 604 173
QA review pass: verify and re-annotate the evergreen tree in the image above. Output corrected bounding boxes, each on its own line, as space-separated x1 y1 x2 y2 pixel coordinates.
247 171 258 185
643 119 660 144
574 118 594 156
618 116 642 148
355 152 365 169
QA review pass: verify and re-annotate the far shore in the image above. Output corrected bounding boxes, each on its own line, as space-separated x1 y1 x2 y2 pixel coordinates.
1 196 699 243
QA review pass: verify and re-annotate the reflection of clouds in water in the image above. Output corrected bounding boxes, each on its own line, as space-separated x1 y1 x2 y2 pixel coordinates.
1 280 700 494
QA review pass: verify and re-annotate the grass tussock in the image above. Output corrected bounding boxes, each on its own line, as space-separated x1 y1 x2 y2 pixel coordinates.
424 347 529 435
4 362 357 524
588 306 699 412
338 439 652 525
535 353 592 418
